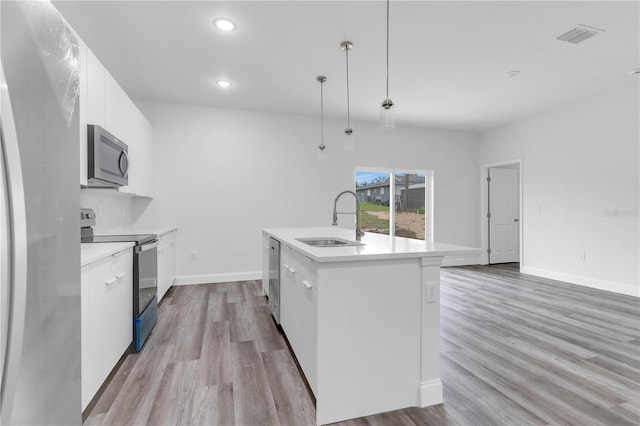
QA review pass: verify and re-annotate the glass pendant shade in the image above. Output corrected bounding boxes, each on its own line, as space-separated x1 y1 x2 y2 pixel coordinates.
380 100 395 130
344 128 355 151
317 145 327 162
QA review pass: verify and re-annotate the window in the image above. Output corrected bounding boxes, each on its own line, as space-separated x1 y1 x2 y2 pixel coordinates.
355 169 433 241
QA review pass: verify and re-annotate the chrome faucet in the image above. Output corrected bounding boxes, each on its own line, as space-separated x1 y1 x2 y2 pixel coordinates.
332 190 365 241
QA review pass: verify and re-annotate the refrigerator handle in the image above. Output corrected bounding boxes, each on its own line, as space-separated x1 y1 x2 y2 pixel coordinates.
0 63 29 423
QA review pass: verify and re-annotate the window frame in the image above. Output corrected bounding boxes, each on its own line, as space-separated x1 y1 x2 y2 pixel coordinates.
354 167 434 242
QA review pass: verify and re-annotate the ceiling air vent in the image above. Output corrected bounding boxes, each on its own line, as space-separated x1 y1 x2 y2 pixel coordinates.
556 25 604 44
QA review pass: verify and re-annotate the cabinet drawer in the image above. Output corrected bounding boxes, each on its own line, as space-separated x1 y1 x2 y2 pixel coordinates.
86 247 132 291
282 246 317 288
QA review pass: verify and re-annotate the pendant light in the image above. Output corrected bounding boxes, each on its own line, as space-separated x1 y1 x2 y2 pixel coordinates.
317 75 327 161
341 41 355 151
380 0 395 129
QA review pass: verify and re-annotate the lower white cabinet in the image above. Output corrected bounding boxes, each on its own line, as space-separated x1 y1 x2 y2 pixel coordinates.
81 247 133 411
279 244 318 394
262 232 270 296
157 230 177 302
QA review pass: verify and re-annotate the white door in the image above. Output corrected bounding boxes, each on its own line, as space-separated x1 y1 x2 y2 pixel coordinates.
488 167 519 263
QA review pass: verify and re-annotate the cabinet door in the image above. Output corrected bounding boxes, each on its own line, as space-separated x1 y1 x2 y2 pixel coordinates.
80 265 92 410
157 230 176 302
278 246 318 395
86 48 105 127
134 114 154 197
157 234 168 301
262 233 270 296
279 245 299 337
115 100 154 197
78 41 88 186
293 255 318 394
166 231 176 289
104 70 133 143
82 248 133 409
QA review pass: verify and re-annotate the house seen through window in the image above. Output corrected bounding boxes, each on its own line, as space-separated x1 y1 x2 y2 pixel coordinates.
355 169 432 241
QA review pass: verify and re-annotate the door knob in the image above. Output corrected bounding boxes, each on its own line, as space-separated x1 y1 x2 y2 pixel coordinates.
514 218 520 222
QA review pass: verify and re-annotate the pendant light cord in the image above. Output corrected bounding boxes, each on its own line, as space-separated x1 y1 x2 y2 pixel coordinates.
320 79 324 145
345 46 351 128
385 0 390 100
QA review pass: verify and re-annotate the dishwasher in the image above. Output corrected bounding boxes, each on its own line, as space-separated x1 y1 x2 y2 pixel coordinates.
268 237 281 323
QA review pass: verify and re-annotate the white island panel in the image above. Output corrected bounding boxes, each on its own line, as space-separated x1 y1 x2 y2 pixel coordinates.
316 259 423 424
264 227 479 425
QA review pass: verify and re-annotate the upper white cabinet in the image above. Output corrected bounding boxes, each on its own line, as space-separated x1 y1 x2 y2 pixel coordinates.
78 41 88 186
86 48 105 127
79 45 154 197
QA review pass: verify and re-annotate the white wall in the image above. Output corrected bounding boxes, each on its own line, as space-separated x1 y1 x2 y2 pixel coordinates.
478 83 639 296
133 101 480 283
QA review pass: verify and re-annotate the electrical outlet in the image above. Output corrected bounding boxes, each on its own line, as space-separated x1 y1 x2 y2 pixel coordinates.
190 251 197 260
580 251 587 261
425 281 437 303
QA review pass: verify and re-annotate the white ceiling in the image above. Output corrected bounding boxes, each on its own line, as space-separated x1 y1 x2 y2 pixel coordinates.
53 1 639 132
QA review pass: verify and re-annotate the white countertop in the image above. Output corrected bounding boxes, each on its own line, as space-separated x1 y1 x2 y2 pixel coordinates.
98 226 177 238
134 226 177 238
81 242 135 267
263 227 481 263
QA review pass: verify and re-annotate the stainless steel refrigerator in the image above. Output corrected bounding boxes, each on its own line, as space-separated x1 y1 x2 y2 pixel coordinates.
1 1 81 424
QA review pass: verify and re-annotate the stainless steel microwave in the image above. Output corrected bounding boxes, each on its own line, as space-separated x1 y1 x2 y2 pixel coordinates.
87 124 129 187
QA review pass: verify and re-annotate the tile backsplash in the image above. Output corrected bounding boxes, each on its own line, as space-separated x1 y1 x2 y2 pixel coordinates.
80 189 134 234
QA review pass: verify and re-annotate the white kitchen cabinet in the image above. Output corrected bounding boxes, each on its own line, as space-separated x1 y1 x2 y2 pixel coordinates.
104 69 154 198
261 232 270 296
79 46 154 197
86 48 106 127
78 41 88 186
279 244 318 394
81 247 133 411
157 230 177 302
79 43 107 186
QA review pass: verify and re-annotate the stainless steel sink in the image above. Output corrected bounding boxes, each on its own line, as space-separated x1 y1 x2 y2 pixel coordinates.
296 237 364 247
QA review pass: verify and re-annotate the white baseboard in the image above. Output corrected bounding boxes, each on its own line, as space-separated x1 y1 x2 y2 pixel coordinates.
441 255 481 267
419 379 443 407
174 270 262 286
521 265 639 298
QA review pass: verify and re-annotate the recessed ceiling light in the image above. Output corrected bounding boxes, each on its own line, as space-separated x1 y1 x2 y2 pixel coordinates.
213 18 235 32
216 80 232 88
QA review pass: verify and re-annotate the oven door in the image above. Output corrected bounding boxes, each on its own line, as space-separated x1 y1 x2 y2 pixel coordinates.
135 240 158 316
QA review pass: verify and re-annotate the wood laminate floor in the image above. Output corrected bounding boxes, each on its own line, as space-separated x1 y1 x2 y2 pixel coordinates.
84 264 640 426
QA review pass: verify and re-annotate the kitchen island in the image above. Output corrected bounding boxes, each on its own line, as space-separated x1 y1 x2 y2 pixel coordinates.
262 227 480 425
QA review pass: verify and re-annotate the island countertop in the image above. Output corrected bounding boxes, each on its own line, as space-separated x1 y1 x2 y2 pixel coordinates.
263 227 480 263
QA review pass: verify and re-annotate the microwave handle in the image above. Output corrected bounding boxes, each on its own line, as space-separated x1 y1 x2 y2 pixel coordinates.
119 150 129 178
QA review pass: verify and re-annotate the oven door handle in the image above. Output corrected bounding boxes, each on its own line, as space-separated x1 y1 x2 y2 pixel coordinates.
135 240 159 254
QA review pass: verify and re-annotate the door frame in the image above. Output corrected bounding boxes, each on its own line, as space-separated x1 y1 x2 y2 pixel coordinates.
480 159 523 266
